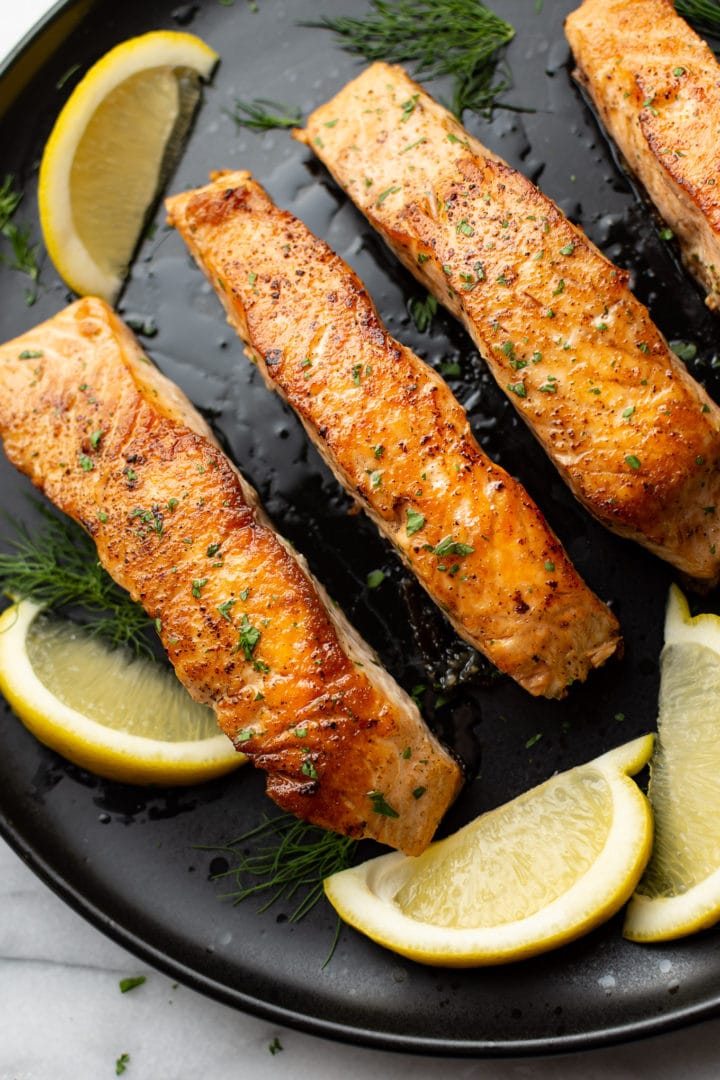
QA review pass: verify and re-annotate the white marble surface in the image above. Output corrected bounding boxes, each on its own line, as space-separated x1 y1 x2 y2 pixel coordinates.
4 3 720 1077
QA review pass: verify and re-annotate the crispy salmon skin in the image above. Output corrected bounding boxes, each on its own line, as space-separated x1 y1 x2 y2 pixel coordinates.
166 172 621 699
297 62 720 587
0 298 463 854
566 0 720 311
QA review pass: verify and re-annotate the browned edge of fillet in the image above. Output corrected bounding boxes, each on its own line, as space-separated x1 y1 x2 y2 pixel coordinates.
295 61 720 588
0 297 463 854
166 170 622 700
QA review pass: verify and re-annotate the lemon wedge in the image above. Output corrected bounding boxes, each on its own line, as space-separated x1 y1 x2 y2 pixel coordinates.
325 736 653 966
0 598 244 785
38 30 218 303
625 586 720 941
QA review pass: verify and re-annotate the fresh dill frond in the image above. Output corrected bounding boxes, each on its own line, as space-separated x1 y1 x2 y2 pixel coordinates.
205 813 358 960
0 503 156 657
676 0 720 36
307 0 515 118
227 98 302 131
0 175 41 304
0 175 22 231
409 291 438 333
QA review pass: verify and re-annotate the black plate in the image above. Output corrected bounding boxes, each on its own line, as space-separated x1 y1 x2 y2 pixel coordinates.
3 0 720 1058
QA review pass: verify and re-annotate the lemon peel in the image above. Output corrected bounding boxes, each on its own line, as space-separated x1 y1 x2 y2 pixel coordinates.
325 736 653 966
625 585 720 941
39 30 218 303
0 598 244 785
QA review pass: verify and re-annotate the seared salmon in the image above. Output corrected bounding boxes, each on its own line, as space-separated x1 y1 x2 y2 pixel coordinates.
566 0 720 311
0 298 463 854
297 62 720 587
166 172 621 699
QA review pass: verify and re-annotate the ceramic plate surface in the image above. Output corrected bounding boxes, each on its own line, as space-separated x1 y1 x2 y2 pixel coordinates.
2 0 720 1056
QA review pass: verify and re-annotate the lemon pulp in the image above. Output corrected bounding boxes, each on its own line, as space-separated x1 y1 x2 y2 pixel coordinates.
625 586 720 941
0 599 244 785
326 736 653 966
39 31 218 303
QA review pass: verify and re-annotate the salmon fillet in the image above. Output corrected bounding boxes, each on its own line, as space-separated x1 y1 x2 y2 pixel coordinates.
296 62 720 587
0 298 463 854
166 172 621 700
566 0 720 311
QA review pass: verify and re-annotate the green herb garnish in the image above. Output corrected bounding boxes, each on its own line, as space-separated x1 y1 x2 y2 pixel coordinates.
309 0 515 118
406 508 426 536
409 291 438 332
432 535 474 557
238 613 261 660
0 502 155 656
676 0 720 37
367 568 386 589
367 789 400 818
115 1053 130 1076
0 175 41 304
204 814 358 958
227 98 302 130
119 976 146 993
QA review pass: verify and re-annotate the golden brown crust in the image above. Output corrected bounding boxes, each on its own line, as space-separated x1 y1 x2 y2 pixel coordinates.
166 172 621 699
0 298 462 854
566 0 720 308
298 62 720 585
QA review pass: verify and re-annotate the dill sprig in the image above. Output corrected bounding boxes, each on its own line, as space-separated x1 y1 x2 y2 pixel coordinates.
676 0 720 35
0 175 40 305
0 503 156 657
227 98 302 131
207 813 358 924
307 0 515 118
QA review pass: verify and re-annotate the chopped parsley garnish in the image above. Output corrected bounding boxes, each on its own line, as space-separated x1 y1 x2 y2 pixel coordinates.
544 560 555 572
207 542 221 557
218 598 236 622
412 786 427 799
400 93 419 121
559 242 575 255
625 454 642 470
115 1053 130 1076
238 614 261 660
670 340 697 362
409 291 437 332
367 789 400 818
525 733 543 749
192 578 208 598
456 218 474 237
507 381 526 397
301 758 319 780
78 454 94 471
119 976 146 993
406 508 426 536
367 568 386 589
432 535 474 556
376 184 401 206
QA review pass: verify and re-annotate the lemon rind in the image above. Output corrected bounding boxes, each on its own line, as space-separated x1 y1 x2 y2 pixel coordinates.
0 598 242 785
39 31 218 303
325 736 654 967
624 867 720 942
622 585 720 941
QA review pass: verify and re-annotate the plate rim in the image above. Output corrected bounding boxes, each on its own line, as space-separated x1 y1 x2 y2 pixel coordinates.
2 0 720 1058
